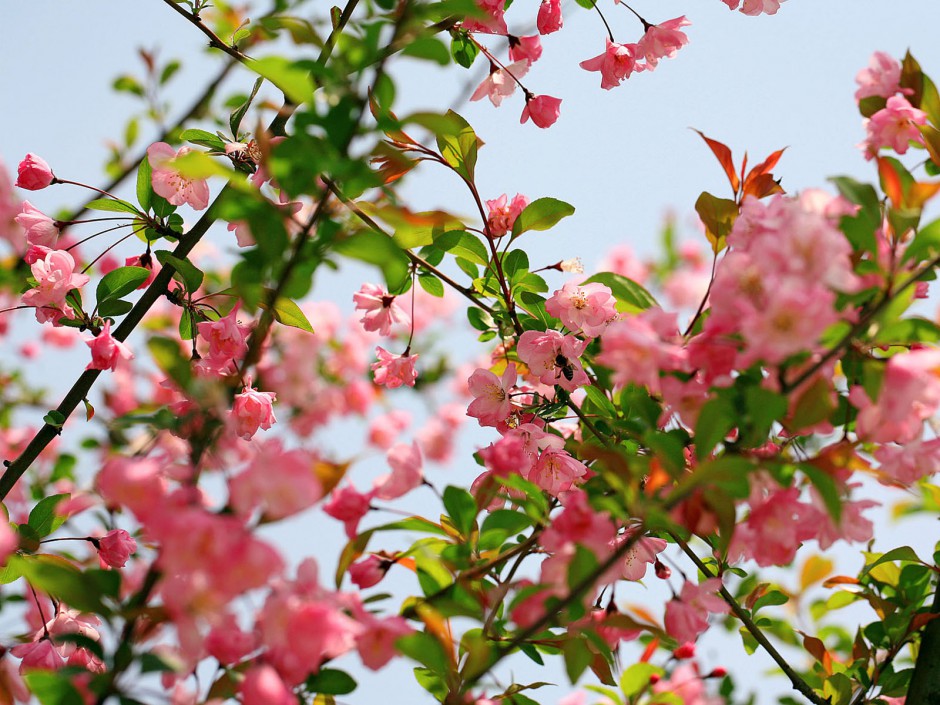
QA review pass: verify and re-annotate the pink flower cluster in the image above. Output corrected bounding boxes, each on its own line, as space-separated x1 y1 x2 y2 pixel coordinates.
580 17 690 91
855 52 927 159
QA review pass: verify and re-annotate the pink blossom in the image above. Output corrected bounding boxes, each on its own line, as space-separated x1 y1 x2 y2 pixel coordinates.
0 520 17 567
353 283 410 336
598 244 649 283
463 0 508 34
196 305 251 375
240 664 296 705
96 457 168 522
96 528 137 568
517 330 589 391
663 578 729 644
537 0 562 34
11 639 64 672
652 663 723 705
228 441 323 520
323 484 375 538
15 201 58 247
875 438 940 485
721 0 785 15
15 154 55 191
373 441 423 500
231 378 277 440
597 309 687 393
527 448 587 495
616 528 668 581
540 489 617 555
486 193 529 238
861 95 927 159
22 249 90 323
84 320 133 372
354 610 413 670
509 35 543 64
371 346 419 389
471 61 529 107
520 94 562 129
349 555 389 589
467 364 517 426
206 613 256 665
637 17 690 69
146 142 210 210
856 51 903 101
580 40 639 90
545 281 617 338
367 409 412 449
728 485 819 566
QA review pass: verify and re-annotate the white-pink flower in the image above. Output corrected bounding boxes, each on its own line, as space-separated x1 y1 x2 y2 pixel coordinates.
353 283 410 336
84 320 133 372
545 281 617 338
146 142 210 210
861 95 927 159
855 51 903 101
470 60 529 107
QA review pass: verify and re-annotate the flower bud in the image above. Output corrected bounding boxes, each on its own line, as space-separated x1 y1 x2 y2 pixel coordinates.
15 154 55 190
654 559 671 579
673 642 696 659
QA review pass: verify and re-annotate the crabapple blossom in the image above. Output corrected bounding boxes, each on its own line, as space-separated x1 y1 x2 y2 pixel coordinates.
580 40 640 90
597 308 687 393
15 201 57 247
537 0 562 34
653 663 724 705
545 281 617 338
520 94 562 129
471 60 529 107
728 485 819 566
517 329 589 391
467 364 517 426
21 249 89 323
861 95 927 159
228 441 323 520
463 0 507 35
875 438 940 485
323 483 375 538
196 305 250 375
146 142 210 210
371 346 419 388
856 51 904 100
636 16 691 69
664 578 729 644
231 378 277 440
367 409 411 449
240 664 296 705
349 555 390 589
15 154 54 191
95 528 137 568
373 441 423 500
616 527 668 581
84 320 133 372
721 0 785 15
353 283 410 336
527 448 588 495
508 35 543 64
486 193 529 238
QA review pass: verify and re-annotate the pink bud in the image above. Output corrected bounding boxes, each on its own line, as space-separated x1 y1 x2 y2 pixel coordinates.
520 94 562 129
349 555 390 589
96 528 137 568
231 377 277 440
15 154 55 191
648 673 661 684
673 642 696 659
654 559 671 579
708 666 728 678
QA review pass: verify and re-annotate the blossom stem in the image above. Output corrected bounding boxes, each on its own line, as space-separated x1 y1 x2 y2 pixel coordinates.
620 2 652 32
158 0 253 64
468 36 529 92
670 533 830 705
587 0 616 43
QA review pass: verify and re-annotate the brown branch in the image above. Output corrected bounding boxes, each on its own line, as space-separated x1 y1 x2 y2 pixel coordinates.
159 0 253 64
671 533 829 705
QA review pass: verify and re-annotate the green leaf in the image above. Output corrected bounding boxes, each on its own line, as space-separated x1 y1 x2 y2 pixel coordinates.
694 191 738 252
179 128 227 151
503 249 529 280
450 30 479 68
23 672 85 705
229 77 264 138
904 217 940 264
435 110 478 181
98 299 134 318
418 274 445 297
443 485 477 537
510 197 575 239
155 251 204 292
402 36 451 65
249 56 314 105
16 555 116 615
583 272 658 313
800 462 842 523
693 397 736 460
434 230 488 266
862 546 921 575
260 294 315 333
43 410 66 428
562 636 593 683
97 266 150 303
136 157 152 212
751 589 789 613
305 668 357 695
85 198 140 215
830 176 881 254
397 633 450 676
620 662 660 697
334 230 410 290
28 494 69 538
